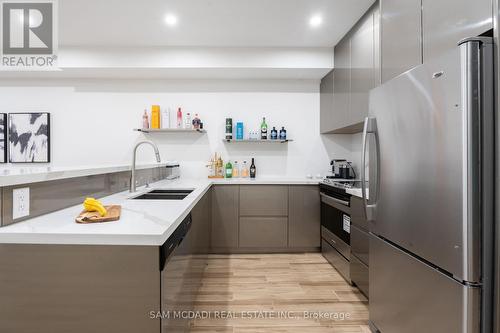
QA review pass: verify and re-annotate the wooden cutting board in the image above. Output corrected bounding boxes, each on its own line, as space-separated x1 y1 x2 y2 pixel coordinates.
75 205 121 224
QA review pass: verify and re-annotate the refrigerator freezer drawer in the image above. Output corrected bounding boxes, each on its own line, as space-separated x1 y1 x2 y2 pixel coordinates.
350 254 369 298
322 239 350 283
370 235 480 333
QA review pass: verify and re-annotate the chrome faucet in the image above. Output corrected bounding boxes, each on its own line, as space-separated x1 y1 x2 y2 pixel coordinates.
130 140 161 192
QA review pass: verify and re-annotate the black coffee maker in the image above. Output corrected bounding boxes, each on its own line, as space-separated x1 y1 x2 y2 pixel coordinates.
330 159 355 179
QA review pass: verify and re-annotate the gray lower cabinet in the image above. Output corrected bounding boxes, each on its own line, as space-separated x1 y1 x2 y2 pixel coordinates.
380 0 422 83
239 185 288 216
189 188 212 253
422 0 492 62
211 184 320 252
211 185 239 249
0 245 160 333
350 254 369 297
350 196 369 298
239 217 288 248
288 185 320 248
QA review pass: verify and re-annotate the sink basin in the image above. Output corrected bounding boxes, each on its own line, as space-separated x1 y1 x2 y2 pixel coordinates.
130 189 193 200
148 189 193 195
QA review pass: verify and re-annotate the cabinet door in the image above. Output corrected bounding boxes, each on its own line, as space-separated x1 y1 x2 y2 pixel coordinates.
333 36 351 129
239 217 288 248
380 0 422 83
189 189 211 253
350 10 375 125
422 0 492 62
320 69 334 134
211 185 239 248
239 185 288 216
288 186 320 248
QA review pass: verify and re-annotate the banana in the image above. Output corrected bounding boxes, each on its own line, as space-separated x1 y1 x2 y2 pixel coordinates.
83 197 107 217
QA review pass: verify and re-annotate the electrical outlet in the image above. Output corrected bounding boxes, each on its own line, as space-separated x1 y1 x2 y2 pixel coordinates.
12 187 30 220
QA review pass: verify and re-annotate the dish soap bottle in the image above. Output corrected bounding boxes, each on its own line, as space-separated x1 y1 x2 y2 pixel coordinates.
250 158 256 179
260 117 268 140
271 127 278 140
225 161 233 178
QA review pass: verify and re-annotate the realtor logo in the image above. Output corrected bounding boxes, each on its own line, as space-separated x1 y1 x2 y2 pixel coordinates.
1 0 58 69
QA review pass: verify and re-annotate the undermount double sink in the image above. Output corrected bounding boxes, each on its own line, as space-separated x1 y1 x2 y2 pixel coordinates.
131 189 193 200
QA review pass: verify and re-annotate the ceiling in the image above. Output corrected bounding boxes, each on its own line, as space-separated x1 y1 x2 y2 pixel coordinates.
59 0 375 47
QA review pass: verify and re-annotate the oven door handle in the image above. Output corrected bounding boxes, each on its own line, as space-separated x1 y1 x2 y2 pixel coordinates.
320 192 350 207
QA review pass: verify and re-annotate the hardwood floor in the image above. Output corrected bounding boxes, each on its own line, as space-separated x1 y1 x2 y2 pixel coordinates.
185 253 370 332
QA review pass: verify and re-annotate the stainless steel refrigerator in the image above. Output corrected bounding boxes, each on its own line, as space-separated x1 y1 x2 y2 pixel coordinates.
362 37 494 333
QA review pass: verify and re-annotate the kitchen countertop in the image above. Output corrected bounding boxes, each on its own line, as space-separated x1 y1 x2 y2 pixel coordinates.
0 177 319 246
0 162 179 187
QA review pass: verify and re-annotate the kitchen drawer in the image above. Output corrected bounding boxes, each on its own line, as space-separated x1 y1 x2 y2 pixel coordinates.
239 185 288 216
350 196 368 231
322 226 350 260
239 217 288 248
351 224 369 266
350 254 369 298
322 239 350 283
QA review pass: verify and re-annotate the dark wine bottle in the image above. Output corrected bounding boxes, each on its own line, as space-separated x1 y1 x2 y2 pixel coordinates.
250 158 256 178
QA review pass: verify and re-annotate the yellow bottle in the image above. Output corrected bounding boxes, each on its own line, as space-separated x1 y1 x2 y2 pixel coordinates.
151 105 161 129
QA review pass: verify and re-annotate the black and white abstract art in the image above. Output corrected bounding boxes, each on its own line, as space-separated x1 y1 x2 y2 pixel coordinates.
9 113 50 163
0 114 6 163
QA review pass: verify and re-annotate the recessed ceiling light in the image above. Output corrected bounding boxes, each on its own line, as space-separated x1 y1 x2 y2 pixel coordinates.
164 14 178 26
309 15 323 28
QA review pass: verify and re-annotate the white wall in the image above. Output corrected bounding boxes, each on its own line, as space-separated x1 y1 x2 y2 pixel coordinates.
0 79 359 179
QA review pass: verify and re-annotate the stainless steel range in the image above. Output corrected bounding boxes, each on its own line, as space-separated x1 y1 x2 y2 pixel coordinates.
319 178 359 282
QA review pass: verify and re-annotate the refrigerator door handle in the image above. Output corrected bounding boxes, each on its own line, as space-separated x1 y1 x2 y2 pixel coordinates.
361 117 379 221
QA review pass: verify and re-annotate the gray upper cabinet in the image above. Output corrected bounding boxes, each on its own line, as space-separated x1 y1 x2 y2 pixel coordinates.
380 0 422 83
332 36 351 132
422 0 492 62
320 3 379 134
211 185 239 249
350 10 376 126
319 69 334 134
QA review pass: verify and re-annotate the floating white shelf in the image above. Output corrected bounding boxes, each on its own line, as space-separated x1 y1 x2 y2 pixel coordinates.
223 139 292 143
134 128 206 133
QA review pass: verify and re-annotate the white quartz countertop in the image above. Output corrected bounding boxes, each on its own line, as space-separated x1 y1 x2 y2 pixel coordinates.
0 162 179 187
0 177 319 246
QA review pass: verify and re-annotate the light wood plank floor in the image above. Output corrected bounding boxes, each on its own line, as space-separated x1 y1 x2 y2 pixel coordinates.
186 253 370 332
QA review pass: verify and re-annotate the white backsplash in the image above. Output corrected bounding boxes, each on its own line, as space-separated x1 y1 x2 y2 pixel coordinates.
0 79 361 179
